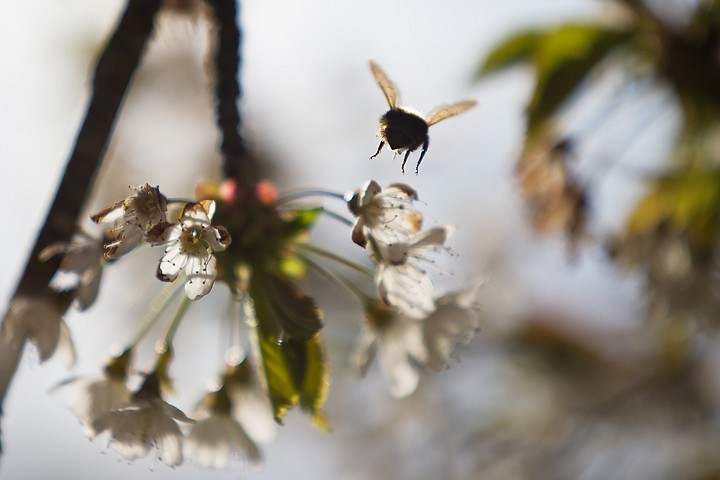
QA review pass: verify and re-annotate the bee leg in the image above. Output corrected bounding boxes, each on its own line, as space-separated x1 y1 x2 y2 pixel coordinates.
401 150 412 174
414 139 429 175
370 141 385 159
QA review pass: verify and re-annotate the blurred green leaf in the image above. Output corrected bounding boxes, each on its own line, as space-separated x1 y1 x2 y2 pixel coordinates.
527 24 632 131
478 23 633 132
476 29 543 76
282 207 323 237
279 255 307 278
628 167 720 246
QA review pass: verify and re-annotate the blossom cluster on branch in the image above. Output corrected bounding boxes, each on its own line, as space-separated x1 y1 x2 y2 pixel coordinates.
1 178 481 468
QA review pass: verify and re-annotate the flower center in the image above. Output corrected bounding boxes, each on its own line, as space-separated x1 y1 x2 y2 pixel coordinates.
180 227 206 254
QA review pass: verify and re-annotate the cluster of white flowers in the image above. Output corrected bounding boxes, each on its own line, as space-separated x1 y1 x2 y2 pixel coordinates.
48 184 233 305
345 180 482 397
0 179 483 470
60 354 274 468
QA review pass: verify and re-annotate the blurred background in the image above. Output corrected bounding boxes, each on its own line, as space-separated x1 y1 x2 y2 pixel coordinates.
3 0 720 479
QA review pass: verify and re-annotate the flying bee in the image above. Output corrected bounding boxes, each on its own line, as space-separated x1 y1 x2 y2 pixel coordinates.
369 60 477 174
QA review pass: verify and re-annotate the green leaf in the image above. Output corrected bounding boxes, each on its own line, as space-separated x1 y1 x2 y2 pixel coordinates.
250 303 329 426
476 29 543 77
279 255 307 278
253 324 297 421
246 267 328 424
251 269 323 341
527 23 632 131
628 167 720 246
300 334 330 430
282 207 323 237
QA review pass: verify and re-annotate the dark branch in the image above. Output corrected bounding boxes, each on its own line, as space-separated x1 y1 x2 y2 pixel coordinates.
204 0 259 185
9 0 162 302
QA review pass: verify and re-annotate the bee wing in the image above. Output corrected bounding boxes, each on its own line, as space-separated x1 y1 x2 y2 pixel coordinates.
369 60 400 109
425 99 478 126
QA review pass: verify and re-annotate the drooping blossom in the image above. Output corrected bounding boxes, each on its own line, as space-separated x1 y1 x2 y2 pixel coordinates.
516 135 588 255
58 350 132 437
372 225 455 319
0 296 75 365
91 183 168 259
91 372 193 467
185 386 261 469
353 287 481 397
353 300 426 397
148 200 231 301
345 180 422 247
223 361 277 445
38 230 106 310
422 284 483 371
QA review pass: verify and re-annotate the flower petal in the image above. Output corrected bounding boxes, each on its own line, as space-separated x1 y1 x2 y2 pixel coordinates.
184 254 217 300
185 415 260 469
377 263 436 319
351 327 378 377
75 265 103 311
424 286 482 371
408 225 455 250
63 377 132 436
204 226 231 252
153 416 184 467
157 244 185 281
93 409 153 461
230 390 277 445
359 180 382 207
2 296 66 362
378 335 421 398
181 202 212 225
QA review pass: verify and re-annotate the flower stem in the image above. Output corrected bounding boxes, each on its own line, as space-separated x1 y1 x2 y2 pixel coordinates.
160 295 192 351
126 281 184 349
277 189 347 204
296 242 374 277
299 253 370 304
319 208 354 227
165 197 194 205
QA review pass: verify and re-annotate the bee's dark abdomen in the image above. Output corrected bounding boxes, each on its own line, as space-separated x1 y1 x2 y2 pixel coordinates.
379 109 428 151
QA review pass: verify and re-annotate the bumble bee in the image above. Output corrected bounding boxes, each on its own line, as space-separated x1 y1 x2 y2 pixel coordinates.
369 60 477 174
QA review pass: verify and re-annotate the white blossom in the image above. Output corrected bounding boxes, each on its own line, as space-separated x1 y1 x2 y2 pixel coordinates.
57 352 132 437
373 225 455 319
1 296 75 365
353 301 427 398
185 414 261 469
353 287 481 397
91 374 193 467
39 230 106 310
422 284 483 371
185 388 261 469
346 180 422 247
149 201 231 301
225 365 277 445
91 183 168 259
